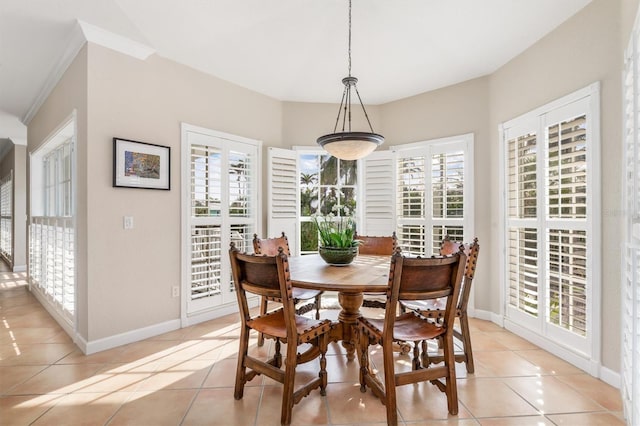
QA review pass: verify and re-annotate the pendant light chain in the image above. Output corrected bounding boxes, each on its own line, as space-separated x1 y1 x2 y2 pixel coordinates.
316 0 384 160
348 0 352 78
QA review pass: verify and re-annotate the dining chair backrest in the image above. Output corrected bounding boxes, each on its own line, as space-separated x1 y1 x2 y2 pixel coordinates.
229 244 294 320
384 247 466 338
253 232 291 256
439 236 479 310
355 231 397 255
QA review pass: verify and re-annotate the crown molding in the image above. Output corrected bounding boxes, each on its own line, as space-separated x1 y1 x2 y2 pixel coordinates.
22 20 155 125
77 20 155 61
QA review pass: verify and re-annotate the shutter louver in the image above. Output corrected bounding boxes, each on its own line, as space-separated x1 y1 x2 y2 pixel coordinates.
267 148 298 254
270 150 297 219
229 150 253 218
508 133 537 218
191 225 222 300
362 151 394 236
508 227 539 317
623 31 640 423
397 155 425 219
191 145 222 217
0 172 12 261
432 151 464 218
547 115 587 218
546 229 587 335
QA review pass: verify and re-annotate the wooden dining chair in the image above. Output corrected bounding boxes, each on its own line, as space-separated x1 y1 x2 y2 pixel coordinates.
354 231 397 309
357 247 466 426
229 243 332 425
401 236 480 372
253 232 323 346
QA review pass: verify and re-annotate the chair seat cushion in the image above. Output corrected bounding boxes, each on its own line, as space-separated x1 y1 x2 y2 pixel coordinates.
359 312 446 342
249 309 331 340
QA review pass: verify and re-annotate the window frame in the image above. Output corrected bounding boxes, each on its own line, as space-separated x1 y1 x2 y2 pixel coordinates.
390 133 475 256
181 123 261 326
28 112 77 332
622 20 640 422
0 170 13 263
499 83 601 372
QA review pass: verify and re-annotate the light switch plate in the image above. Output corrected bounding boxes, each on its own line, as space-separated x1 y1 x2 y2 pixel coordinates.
123 216 134 230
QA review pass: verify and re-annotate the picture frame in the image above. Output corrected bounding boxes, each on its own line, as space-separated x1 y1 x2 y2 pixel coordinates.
113 138 170 190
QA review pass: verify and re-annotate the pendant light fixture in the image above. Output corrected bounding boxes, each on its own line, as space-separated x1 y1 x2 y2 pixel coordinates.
316 0 384 161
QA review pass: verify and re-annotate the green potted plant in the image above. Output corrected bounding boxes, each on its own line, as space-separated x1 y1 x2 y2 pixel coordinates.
311 205 360 265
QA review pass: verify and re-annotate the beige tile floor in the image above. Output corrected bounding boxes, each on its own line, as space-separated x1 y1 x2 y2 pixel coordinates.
0 268 625 425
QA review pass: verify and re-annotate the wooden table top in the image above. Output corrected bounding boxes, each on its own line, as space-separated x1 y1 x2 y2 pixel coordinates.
288 254 390 294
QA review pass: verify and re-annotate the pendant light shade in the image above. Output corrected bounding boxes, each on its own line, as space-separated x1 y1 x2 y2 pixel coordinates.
316 0 384 160
317 132 384 161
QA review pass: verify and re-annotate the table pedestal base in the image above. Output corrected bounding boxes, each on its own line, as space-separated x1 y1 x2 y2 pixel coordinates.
337 293 363 361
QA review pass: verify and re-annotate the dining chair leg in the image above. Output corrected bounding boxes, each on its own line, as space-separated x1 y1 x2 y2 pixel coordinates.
459 313 475 373
319 333 328 395
420 340 429 368
273 338 282 369
412 342 421 370
234 325 250 400
443 333 459 415
257 296 269 346
314 293 322 320
281 341 298 425
383 342 399 426
357 328 369 393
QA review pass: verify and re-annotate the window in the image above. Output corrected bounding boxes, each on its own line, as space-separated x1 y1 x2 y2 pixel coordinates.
299 153 357 253
266 135 473 259
182 124 260 317
501 84 600 364
623 24 640 424
394 135 473 255
29 117 76 323
0 171 12 263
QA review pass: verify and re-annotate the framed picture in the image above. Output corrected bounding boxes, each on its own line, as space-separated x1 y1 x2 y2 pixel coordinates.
113 138 170 190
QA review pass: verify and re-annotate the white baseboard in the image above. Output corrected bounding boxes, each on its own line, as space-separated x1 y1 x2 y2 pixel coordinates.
600 365 621 389
82 319 182 355
182 297 257 328
12 264 27 272
472 308 504 327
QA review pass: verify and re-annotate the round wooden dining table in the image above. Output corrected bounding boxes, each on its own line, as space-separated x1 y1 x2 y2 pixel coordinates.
288 254 391 361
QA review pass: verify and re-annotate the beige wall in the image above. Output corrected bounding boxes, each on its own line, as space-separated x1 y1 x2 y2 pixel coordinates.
489 0 622 371
85 44 282 340
28 45 89 339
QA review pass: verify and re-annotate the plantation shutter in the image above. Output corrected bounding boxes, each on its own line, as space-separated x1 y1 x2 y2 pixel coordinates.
430 146 466 252
394 136 472 257
184 125 259 315
505 122 540 325
502 85 599 362
189 142 224 312
267 147 299 255
396 147 427 255
623 28 640 424
360 150 394 236
544 108 588 339
0 171 12 261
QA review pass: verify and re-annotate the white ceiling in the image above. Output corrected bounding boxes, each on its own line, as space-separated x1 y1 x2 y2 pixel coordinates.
0 0 592 131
